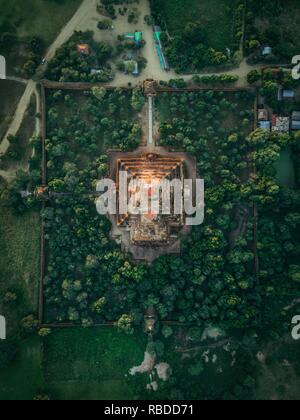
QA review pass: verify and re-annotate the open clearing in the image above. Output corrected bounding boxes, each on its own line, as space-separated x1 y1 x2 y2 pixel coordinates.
0 0 82 45
0 329 145 400
44 328 146 383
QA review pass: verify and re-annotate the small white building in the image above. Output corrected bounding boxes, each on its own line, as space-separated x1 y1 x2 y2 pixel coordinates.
262 46 273 56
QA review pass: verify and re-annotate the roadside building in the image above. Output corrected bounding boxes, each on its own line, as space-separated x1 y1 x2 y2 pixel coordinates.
278 88 295 101
258 108 269 121
292 111 300 131
123 60 140 77
153 25 170 71
132 62 140 77
76 44 90 55
259 121 271 131
134 31 143 45
91 68 102 75
262 46 273 56
124 31 143 46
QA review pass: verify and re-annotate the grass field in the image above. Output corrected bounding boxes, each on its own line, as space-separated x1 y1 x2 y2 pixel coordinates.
0 0 82 45
0 337 43 401
0 80 25 141
275 148 295 188
0 327 146 400
44 328 146 383
1 324 299 400
0 204 40 332
1 93 36 169
153 0 240 51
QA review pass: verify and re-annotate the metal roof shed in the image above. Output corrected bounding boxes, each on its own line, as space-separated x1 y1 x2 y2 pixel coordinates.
292 120 300 130
259 121 271 131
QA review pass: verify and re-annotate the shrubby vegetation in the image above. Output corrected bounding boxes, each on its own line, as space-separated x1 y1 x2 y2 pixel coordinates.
156 90 260 328
5 86 299 344
42 88 145 324
245 0 300 63
97 0 140 20
248 68 300 113
40 89 264 330
150 0 245 72
46 31 114 83
22 88 299 335
192 74 239 86
0 0 81 77
246 129 300 334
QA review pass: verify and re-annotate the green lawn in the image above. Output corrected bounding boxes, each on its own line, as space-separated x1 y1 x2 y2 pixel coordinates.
154 0 239 51
0 337 43 401
275 148 295 188
44 328 146 383
0 0 82 45
0 327 146 400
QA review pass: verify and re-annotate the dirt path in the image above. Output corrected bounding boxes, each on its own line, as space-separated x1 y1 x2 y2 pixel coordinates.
43 0 98 63
6 76 28 84
1 0 94 150
0 80 36 156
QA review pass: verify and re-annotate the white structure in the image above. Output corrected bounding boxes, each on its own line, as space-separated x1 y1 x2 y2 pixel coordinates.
0 315 6 340
148 96 154 145
0 55 6 79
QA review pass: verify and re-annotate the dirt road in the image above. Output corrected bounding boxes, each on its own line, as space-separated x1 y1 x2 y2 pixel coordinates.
0 80 37 156
43 0 98 63
0 0 93 156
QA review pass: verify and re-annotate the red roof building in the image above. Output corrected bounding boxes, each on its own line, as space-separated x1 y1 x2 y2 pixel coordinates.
76 44 90 55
